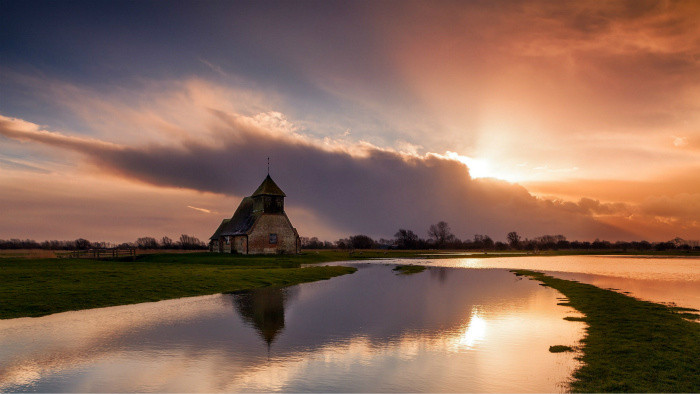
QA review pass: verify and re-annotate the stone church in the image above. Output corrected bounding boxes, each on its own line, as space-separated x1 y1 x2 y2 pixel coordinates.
210 174 300 254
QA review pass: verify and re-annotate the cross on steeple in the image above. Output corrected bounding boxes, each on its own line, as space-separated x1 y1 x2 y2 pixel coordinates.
267 157 270 175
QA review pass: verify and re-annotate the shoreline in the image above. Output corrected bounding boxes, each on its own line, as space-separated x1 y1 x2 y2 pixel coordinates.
512 270 700 393
3 250 697 320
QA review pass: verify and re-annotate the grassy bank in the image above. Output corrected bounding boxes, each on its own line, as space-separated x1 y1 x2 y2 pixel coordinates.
0 253 356 319
512 270 700 393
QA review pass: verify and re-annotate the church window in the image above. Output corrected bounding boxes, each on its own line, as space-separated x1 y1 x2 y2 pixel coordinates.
269 233 278 244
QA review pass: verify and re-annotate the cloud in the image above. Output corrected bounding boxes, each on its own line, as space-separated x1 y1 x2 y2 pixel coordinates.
1 112 639 241
673 135 700 151
524 170 700 204
367 0 700 180
4 2 698 242
187 206 213 214
576 198 631 216
640 193 700 222
0 157 50 174
0 115 120 152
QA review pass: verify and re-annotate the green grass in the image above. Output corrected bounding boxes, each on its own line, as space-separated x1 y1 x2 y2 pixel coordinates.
392 264 427 275
512 269 700 393
0 253 356 319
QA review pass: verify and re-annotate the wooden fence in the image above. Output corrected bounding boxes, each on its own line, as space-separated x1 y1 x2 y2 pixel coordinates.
63 248 136 259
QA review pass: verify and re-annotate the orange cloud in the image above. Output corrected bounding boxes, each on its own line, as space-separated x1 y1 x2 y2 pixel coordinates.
364 0 700 182
2 67 698 242
0 111 647 242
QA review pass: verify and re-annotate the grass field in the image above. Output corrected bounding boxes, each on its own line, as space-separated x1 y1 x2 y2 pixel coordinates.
0 253 358 319
513 270 700 393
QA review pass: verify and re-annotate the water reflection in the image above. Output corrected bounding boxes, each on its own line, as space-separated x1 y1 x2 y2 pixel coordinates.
0 265 583 392
455 309 487 349
428 266 450 283
376 255 700 309
229 287 296 348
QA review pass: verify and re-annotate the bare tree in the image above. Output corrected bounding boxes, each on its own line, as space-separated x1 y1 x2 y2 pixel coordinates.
394 229 419 249
136 237 158 249
178 234 206 249
428 221 455 248
507 231 521 249
301 236 325 249
74 238 91 250
160 236 173 249
349 234 376 249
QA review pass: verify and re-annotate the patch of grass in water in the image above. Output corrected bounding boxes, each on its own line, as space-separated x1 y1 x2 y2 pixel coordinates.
392 264 427 275
512 269 700 393
549 345 575 353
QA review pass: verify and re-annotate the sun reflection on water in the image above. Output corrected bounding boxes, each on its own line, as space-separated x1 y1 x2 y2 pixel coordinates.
453 309 487 350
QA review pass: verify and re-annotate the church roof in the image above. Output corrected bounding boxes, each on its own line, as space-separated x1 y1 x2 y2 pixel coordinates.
216 196 260 237
251 174 286 197
209 218 231 240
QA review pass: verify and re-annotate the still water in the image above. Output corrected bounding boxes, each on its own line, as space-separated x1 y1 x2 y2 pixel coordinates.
379 255 700 309
0 265 583 392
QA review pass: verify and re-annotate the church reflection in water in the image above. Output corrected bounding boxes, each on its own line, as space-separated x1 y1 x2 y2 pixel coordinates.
228 287 297 348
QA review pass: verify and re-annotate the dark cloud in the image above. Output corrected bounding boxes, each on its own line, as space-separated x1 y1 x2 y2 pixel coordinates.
0 114 631 241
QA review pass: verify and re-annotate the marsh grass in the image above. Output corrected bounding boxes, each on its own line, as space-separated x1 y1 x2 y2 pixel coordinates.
392 264 427 275
512 269 700 392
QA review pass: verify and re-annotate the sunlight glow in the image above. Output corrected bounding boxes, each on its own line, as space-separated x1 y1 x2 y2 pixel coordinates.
455 309 487 349
444 151 522 183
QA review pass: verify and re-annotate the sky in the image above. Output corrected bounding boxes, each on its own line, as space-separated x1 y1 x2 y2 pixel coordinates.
1 0 699 243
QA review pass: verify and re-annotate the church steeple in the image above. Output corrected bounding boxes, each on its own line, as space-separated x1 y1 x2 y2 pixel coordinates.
252 174 286 213
252 174 286 197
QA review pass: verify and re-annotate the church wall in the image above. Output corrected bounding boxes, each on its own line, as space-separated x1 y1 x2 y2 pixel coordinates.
233 235 247 254
247 214 299 254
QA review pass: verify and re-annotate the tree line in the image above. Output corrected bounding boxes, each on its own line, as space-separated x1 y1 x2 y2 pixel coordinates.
0 234 207 250
301 221 700 252
3 221 697 252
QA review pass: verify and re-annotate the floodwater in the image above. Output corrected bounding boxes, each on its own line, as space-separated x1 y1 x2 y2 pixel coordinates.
376 255 700 309
0 265 583 392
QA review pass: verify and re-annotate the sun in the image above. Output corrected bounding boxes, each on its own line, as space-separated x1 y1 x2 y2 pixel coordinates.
444 151 523 183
